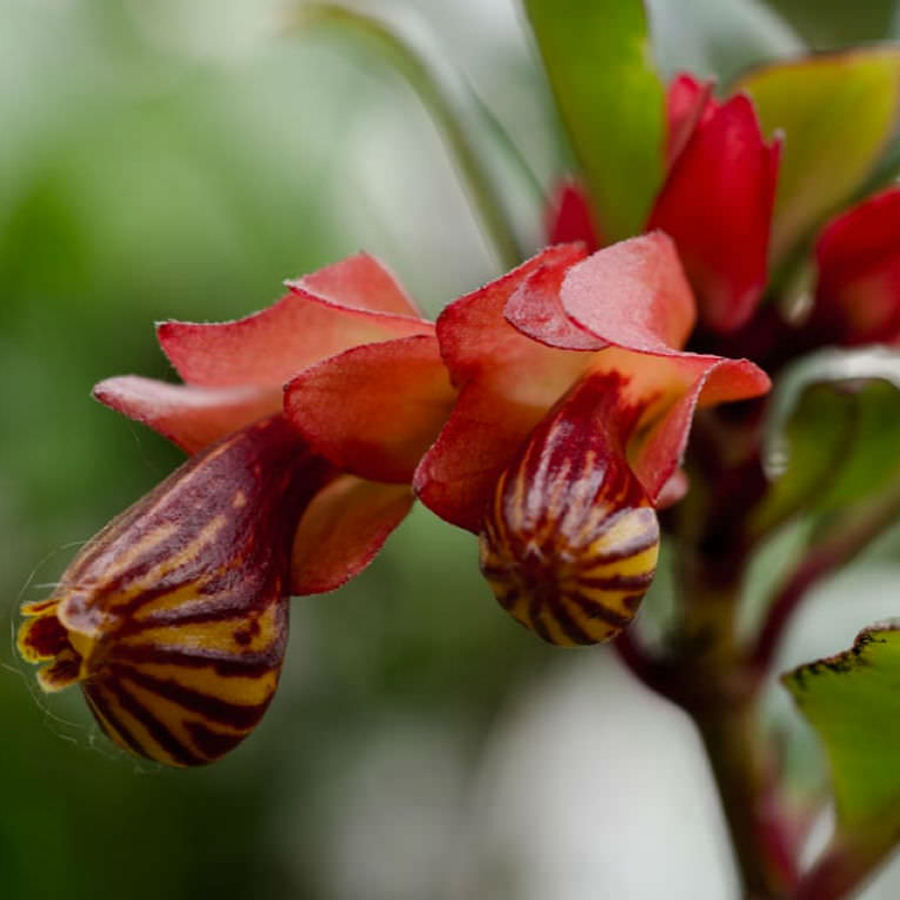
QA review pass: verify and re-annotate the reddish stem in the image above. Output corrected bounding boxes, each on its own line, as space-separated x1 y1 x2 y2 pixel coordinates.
752 478 900 674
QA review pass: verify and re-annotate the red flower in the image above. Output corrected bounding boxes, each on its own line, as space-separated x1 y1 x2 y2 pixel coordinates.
810 186 900 346
548 74 781 337
412 235 770 644
18 253 454 766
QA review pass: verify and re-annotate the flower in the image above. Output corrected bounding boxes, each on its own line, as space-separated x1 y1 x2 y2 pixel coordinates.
547 73 781 336
549 64 900 355
412 235 770 644
18 253 455 766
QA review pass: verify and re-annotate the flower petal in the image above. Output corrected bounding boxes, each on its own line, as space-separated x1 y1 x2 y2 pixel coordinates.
93 376 281 454
290 476 414 595
505 256 606 351
647 94 780 334
284 334 455 483
813 187 900 345
589 348 771 499
559 232 697 352
414 383 547 532
159 258 430 389
666 73 717 166
437 244 590 404
288 251 421 317
545 179 602 250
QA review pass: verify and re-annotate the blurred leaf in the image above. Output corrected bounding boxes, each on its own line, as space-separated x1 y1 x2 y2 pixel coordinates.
763 346 900 481
736 47 900 264
767 0 896 49
646 0 803 85
290 3 526 269
784 623 900 841
758 347 900 534
523 0 664 241
752 383 855 534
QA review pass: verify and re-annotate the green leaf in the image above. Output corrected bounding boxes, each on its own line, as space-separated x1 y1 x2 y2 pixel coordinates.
736 47 900 264
784 623 900 838
757 347 900 533
647 0 803 86
523 0 664 241
752 383 855 535
289 3 529 270
763 346 900 481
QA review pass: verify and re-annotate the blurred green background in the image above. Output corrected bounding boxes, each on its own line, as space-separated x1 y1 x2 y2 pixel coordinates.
5 2 900 898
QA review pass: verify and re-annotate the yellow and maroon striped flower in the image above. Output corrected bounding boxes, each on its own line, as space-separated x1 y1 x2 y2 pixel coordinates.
413 235 771 644
19 254 455 765
480 374 659 646
19 418 332 766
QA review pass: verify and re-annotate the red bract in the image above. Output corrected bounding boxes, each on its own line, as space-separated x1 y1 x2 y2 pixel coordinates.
96 253 454 595
413 234 770 644
20 253 455 765
548 73 781 336
811 186 900 346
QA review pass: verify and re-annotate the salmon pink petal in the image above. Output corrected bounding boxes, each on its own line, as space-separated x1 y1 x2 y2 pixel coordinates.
93 376 281 454
648 94 780 334
414 382 553 533
587 348 770 499
504 256 606 351
437 244 590 408
666 74 717 166
545 179 602 250
159 256 430 389
284 334 456 484
813 187 900 345
291 477 414 595
559 233 697 352
287 251 421 318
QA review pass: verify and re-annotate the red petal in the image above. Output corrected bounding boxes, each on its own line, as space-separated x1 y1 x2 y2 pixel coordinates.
667 74 717 166
545 179 602 250
159 257 429 389
559 232 697 352
438 244 590 397
288 251 421 317
505 257 607 351
284 333 455 483
414 383 547 532
93 376 281 454
813 187 900 345
648 94 780 334
290 476 414 595
589 348 770 499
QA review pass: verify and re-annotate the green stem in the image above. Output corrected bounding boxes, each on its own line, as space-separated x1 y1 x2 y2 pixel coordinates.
287 3 525 270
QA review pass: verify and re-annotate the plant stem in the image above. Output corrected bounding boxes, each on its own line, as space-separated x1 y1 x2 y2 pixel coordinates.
289 3 525 270
752 473 900 673
688 689 797 898
795 831 897 900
